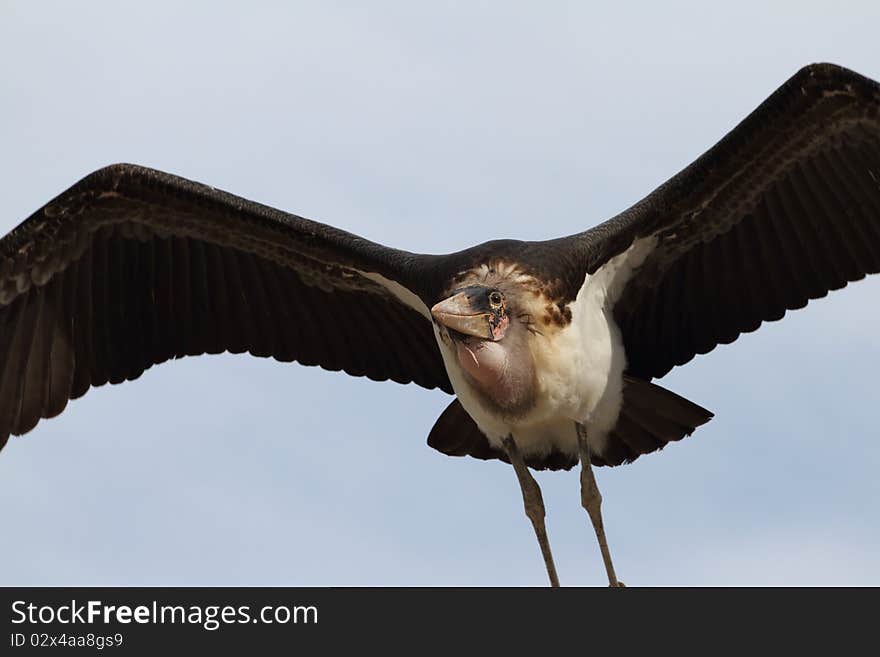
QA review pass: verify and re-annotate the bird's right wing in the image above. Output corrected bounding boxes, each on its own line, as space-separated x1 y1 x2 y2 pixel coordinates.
0 164 452 448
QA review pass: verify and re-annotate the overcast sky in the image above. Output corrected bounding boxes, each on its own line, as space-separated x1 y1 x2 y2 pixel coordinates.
1 1 878 586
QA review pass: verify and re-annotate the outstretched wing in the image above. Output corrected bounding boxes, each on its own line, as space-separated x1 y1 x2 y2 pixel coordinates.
576 63 880 379
0 164 451 448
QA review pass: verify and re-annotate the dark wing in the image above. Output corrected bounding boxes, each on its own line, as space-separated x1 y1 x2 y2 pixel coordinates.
577 63 880 379
0 164 451 449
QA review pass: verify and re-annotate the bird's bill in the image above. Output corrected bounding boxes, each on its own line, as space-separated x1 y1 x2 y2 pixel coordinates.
431 291 494 341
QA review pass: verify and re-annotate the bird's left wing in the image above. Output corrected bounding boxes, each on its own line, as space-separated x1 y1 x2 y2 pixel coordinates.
0 164 452 448
573 63 880 379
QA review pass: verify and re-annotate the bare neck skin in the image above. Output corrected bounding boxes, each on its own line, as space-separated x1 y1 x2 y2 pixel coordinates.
431 272 547 418
454 323 537 416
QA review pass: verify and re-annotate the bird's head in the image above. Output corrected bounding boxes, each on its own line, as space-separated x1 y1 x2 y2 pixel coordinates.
430 285 510 342
431 281 538 414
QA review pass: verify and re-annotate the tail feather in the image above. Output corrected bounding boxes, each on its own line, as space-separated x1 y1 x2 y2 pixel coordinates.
601 376 714 465
622 375 714 428
427 376 714 469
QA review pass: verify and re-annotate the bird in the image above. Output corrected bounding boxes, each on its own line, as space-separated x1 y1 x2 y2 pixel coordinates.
1 62 878 586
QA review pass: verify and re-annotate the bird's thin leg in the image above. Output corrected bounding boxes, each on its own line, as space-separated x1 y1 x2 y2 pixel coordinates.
503 435 560 587
576 422 624 587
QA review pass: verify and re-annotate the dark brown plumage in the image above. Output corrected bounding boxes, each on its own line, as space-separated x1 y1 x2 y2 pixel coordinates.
602 63 880 379
0 167 453 449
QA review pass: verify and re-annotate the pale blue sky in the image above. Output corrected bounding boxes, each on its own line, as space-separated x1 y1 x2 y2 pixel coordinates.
1 1 878 586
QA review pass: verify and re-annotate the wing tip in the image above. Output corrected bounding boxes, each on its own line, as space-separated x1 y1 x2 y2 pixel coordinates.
791 62 880 99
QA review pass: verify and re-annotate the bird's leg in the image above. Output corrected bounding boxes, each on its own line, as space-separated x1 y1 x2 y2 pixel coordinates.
502 434 560 587
576 422 624 587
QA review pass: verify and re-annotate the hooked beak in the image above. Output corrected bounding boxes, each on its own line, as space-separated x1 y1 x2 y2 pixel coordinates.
431 291 494 340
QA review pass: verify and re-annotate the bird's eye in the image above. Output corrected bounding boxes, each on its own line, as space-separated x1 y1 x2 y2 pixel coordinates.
488 291 503 308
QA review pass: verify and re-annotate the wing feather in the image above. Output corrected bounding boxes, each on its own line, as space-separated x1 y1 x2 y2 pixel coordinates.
577 63 880 379
0 164 452 447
